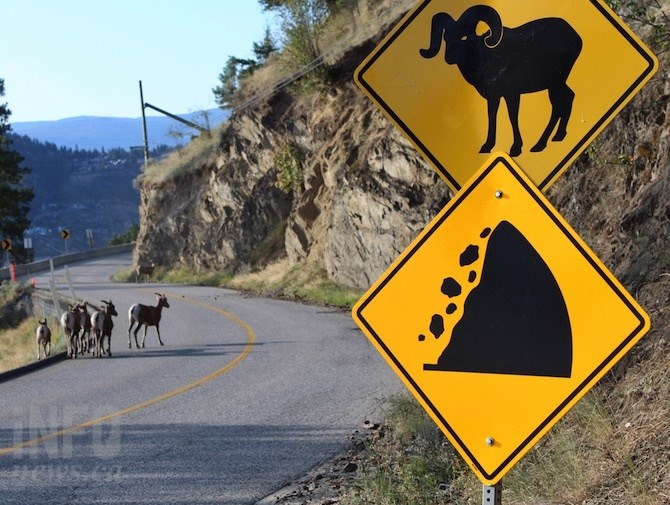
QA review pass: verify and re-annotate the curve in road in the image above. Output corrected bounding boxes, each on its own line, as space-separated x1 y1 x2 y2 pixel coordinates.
0 292 256 457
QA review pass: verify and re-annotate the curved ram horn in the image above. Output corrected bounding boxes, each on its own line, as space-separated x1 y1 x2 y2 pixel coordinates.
459 5 503 48
420 12 455 59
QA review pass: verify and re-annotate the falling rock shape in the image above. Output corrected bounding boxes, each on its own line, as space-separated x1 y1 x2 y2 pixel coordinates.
441 278 462 297
460 245 479 266
430 314 445 338
425 220 572 378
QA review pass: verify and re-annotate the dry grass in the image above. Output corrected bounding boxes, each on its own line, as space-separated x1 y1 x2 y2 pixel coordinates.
134 258 362 308
139 127 221 185
228 259 362 307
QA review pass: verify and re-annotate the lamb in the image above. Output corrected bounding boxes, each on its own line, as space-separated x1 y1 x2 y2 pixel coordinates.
127 293 170 349
36 319 51 360
60 304 82 359
90 300 118 358
420 5 583 157
136 261 155 283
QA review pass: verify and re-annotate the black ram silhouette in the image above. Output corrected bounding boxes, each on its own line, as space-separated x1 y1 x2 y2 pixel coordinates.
420 5 582 157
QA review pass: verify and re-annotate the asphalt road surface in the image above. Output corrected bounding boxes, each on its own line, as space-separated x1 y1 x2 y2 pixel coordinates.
0 253 405 504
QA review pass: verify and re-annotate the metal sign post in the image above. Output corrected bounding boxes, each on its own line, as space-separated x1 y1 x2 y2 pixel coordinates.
483 482 502 505
60 229 70 254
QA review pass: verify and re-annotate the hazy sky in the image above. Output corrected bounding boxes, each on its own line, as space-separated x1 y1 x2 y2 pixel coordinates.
1 0 273 123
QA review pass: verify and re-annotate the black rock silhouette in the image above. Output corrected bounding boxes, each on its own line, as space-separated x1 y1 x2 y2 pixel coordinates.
441 278 461 297
424 220 572 377
460 245 479 266
430 315 445 338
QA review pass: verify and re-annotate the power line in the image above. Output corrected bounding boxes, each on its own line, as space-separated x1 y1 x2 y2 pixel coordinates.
210 0 414 123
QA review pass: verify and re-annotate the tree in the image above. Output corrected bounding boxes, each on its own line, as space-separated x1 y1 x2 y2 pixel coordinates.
0 78 33 249
259 0 330 74
213 56 260 107
253 26 278 63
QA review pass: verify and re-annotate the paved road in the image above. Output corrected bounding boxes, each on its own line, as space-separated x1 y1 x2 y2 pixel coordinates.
0 253 404 504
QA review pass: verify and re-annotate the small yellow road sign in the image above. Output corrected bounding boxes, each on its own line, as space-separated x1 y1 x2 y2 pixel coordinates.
355 0 658 192
1 239 11 251
352 153 650 484
60 229 70 240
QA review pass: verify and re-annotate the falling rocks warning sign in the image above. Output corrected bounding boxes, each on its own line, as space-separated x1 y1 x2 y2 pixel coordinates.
352 152 650 484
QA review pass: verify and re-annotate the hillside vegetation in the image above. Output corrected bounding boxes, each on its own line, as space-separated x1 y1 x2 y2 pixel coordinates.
132 0 670 503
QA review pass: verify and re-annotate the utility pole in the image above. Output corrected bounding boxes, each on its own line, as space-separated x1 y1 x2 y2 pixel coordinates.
138 80 209 168
139 80 150 168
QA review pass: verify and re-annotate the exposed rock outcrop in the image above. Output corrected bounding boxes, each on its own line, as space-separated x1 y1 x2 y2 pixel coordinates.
134 36 450 289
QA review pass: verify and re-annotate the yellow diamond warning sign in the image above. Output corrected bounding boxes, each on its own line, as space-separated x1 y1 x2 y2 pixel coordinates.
352 153 650 484
355 0 658 192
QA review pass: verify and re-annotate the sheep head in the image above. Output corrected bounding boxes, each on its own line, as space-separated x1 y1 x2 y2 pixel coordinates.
155 293 170 309
420 5 504 64
101 300 119 317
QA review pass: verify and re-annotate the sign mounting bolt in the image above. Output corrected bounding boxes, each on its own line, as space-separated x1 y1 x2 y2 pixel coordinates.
495 190 504 199
486 437 495 446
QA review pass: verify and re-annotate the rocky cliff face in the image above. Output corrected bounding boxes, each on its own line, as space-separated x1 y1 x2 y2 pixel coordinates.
134 37 451 289
135 16 669 299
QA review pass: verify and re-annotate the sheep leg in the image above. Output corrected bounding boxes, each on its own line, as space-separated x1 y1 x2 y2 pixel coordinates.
106 334 112 357
46 341 50 357
128 320 134 349
156 323 164 346
505 94 522 157
552 86 575 142
532 86 575 152
141 326 148 348
480 96 500 154
134 326 142 349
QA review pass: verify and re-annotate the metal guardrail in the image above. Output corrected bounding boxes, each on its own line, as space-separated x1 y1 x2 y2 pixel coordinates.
0 243 134 281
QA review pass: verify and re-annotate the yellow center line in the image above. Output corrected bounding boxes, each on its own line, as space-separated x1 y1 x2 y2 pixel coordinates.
0 292 255 456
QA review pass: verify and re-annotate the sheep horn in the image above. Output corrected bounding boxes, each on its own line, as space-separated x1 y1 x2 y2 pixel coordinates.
420 12 455 59
459 5 503 48
39 319 47 325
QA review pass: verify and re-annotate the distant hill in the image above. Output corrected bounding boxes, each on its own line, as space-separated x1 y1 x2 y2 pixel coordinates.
9 134 175 260
12 108 230 150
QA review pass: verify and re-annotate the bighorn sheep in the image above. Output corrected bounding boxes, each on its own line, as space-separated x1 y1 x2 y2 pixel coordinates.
36 319 51 360
77 301 93 354
60 304 82 359
136 261 155 283
90 300 118 358
420 5 583 157
127 293 170 349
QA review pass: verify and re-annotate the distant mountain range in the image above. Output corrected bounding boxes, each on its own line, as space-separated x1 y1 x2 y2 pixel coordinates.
12 108 230 151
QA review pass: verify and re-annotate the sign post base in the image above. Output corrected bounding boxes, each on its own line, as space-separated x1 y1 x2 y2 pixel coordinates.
483 481 502 504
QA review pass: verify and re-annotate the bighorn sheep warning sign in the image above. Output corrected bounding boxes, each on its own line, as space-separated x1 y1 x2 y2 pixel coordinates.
355 0 658 193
